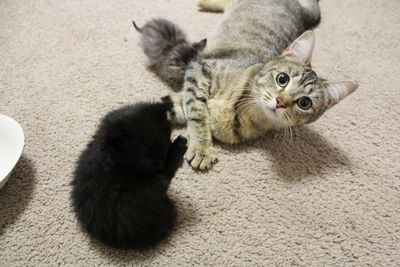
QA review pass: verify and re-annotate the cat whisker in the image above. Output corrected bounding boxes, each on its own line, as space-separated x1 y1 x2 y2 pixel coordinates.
282 113 294 144
235 95 262 111
272 112 294 145
235 99 260 115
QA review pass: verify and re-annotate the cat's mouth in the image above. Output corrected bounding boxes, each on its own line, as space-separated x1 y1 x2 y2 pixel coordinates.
263 97 284 121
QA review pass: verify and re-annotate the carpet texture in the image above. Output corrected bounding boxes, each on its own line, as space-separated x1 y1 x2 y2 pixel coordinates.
1 0 399 265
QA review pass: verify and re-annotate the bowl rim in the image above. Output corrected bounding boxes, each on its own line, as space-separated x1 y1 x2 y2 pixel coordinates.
0 114 25 189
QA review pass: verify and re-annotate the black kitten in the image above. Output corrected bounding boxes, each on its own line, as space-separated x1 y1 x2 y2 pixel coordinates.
133 18 207 91
71 100 187 250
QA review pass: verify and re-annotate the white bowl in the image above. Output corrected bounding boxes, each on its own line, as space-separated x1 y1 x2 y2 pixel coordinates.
0 114 24 189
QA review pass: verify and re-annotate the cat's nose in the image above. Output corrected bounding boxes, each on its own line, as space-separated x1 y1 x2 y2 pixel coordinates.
276 97 286 108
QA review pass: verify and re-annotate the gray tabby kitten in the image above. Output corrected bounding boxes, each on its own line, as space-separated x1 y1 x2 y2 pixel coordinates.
171 0 358 170
133 18 207 91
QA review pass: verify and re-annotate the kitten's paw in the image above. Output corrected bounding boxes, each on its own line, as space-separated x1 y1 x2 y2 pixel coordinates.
173 135 188 146
173 135 188 150
171 136 188 157
166 93 187 126
185 144 218 170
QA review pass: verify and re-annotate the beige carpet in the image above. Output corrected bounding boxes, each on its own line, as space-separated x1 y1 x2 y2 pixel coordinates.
1 0 399 265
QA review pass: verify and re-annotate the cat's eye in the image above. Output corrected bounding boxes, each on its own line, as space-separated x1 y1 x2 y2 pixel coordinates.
297 97 312 110
276 73 290 87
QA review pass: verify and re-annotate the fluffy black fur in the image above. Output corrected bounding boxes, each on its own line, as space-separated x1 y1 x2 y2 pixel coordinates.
133 18 207 91
71 101 187 250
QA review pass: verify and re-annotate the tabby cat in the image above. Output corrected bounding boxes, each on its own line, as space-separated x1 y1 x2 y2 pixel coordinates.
152 0 358 170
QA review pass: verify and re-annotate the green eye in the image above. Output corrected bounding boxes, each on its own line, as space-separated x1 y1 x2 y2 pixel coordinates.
297 97 312 110
276 73 290 87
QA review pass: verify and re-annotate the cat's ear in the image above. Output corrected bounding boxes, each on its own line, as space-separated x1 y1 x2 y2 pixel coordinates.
157 98 174 114
282 31 315 65
193 38 207 51
325 81 359 108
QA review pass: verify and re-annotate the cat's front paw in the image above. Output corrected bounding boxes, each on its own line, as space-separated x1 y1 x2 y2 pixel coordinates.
185 143 218 170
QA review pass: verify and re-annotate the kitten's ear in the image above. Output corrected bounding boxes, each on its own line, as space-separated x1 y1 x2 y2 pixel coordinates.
325 81 359 108
193 38 207 51
282 31 315 65
156 99 173 114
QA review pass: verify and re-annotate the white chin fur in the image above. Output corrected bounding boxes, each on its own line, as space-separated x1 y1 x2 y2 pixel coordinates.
263 98 280 122
262 107 278 121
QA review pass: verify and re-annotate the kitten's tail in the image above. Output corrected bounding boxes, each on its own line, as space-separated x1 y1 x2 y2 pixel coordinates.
132 20 142 33
301 0 321 29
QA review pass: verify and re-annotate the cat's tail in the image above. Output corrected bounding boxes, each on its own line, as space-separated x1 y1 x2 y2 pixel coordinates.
299 0 321 29
197 0 232 12
133 18 207 91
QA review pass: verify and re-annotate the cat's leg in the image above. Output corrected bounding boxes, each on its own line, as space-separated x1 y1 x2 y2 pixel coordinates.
163 93 187 126
197 0 232 12
162 136 188 181
183 60 218 170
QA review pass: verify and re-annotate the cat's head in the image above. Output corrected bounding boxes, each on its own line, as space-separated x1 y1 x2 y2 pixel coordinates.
103 102 173 173
166 39 207 71
251 31 358 127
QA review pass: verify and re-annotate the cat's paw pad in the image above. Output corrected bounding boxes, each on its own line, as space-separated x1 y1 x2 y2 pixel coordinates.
185 144 218 170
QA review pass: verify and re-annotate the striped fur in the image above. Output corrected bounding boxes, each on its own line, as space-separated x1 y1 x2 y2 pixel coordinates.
168 0 358 170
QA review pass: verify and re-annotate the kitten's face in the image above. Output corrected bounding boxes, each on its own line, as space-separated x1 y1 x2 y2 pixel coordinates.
167 39 207 73
106 103 173 173
253 58 326 127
